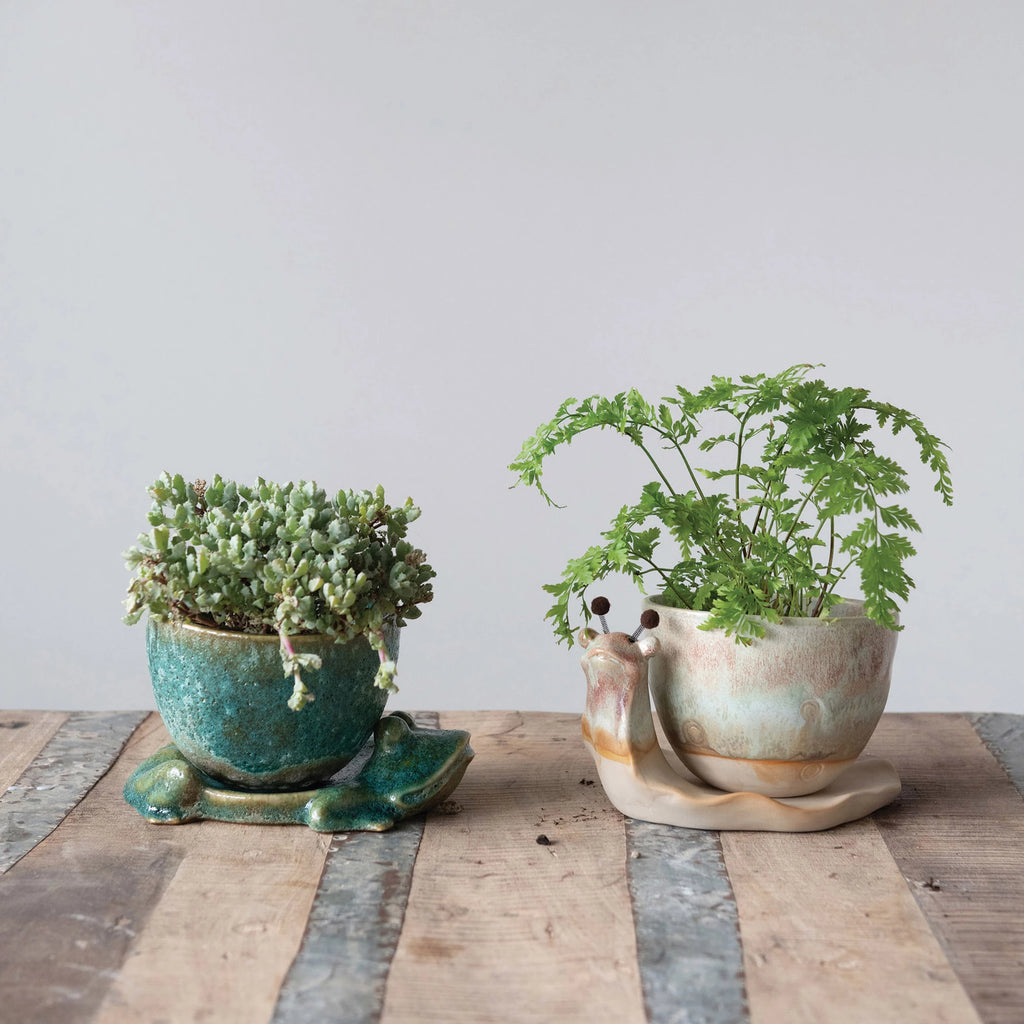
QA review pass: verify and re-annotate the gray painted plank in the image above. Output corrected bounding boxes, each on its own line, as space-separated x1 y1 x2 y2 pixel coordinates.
969 713 1024 798
0 838 183 1023
626 819 749 1024
0 710 149 873
270 711 437 1024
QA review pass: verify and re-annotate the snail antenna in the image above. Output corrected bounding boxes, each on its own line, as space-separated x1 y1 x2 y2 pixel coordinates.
629 609 660 642
590 596 611 634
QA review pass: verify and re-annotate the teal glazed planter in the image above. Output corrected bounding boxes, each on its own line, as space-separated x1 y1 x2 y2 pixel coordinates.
146 617 398 790
643 596 897 797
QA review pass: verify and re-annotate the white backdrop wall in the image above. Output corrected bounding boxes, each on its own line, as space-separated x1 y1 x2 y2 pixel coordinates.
1 2 1020 714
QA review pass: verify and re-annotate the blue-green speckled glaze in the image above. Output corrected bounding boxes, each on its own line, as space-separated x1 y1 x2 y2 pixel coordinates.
124 711 474 831
146 617 398 790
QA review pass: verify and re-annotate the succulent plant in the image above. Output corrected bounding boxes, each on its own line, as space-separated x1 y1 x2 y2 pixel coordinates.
124 473 435 709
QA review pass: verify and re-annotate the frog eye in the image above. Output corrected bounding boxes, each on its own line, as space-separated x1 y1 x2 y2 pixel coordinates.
375 713 413 750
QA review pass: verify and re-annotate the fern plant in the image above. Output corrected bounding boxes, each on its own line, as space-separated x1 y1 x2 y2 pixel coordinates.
509 364 952 645
124 474 435 709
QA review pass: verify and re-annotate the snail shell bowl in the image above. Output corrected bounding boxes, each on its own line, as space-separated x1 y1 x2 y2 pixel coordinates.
644 597 896 798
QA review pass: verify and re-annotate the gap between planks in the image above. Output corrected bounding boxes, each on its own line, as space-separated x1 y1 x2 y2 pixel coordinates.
379 710 647 1024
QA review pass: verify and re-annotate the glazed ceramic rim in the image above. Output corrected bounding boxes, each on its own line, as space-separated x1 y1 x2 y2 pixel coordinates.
154 616 345 646
643 594 897 628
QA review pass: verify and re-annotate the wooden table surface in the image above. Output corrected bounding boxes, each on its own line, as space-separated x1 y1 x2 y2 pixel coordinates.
1 710 1022 1024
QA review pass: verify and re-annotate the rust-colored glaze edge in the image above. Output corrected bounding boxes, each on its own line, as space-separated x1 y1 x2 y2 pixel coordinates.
679 743 858 771
581 716 658 765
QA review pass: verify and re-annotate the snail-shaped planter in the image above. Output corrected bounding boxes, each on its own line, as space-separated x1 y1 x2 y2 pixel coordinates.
579 598 901 832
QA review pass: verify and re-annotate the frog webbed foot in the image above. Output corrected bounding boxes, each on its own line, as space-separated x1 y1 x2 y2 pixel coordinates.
123 745 205 824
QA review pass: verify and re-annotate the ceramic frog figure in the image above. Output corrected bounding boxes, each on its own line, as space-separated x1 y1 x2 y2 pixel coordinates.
306 713 473 831
124 712 473 832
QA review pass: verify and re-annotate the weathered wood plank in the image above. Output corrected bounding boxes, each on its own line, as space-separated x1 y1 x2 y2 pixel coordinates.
0 710 149 873
626 818 749 1024
270 826 423 1024
2 708 1019 1024
868 713 1024 1024
625 714 749 1024
270 711 437 1024
0 714 183 1023
0 713 332 1023
721 819 984 1024
0 827 184 1023
90 716 333 1024
0 710 66 794
969 713 1024 799
380 710 646 1024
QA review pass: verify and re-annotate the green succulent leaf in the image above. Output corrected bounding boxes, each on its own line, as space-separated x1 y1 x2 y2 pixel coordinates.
124 476 435 705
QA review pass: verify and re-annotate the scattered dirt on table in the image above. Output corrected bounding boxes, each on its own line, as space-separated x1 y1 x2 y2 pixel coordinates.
434 800 464 816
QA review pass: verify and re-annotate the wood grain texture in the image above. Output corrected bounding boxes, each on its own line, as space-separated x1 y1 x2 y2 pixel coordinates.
0 821 183 1023
721 819 984 1024
0 714 183 1022
626 716 750 1024
270 826 423 1024
868 713 1024 1024
0 709 66 794
1 710 1021 1024
626 819 748 1024
270 712 437 1024
380 710 646 1024
90 714 332 1024
0 710 148 873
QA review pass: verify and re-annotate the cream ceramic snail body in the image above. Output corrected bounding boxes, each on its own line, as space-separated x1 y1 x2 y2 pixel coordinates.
579 626 661 766
578 600 901 832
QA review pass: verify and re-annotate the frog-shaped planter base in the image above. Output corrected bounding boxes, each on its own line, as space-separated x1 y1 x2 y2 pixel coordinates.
124 712 473 832
579 628 900 832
